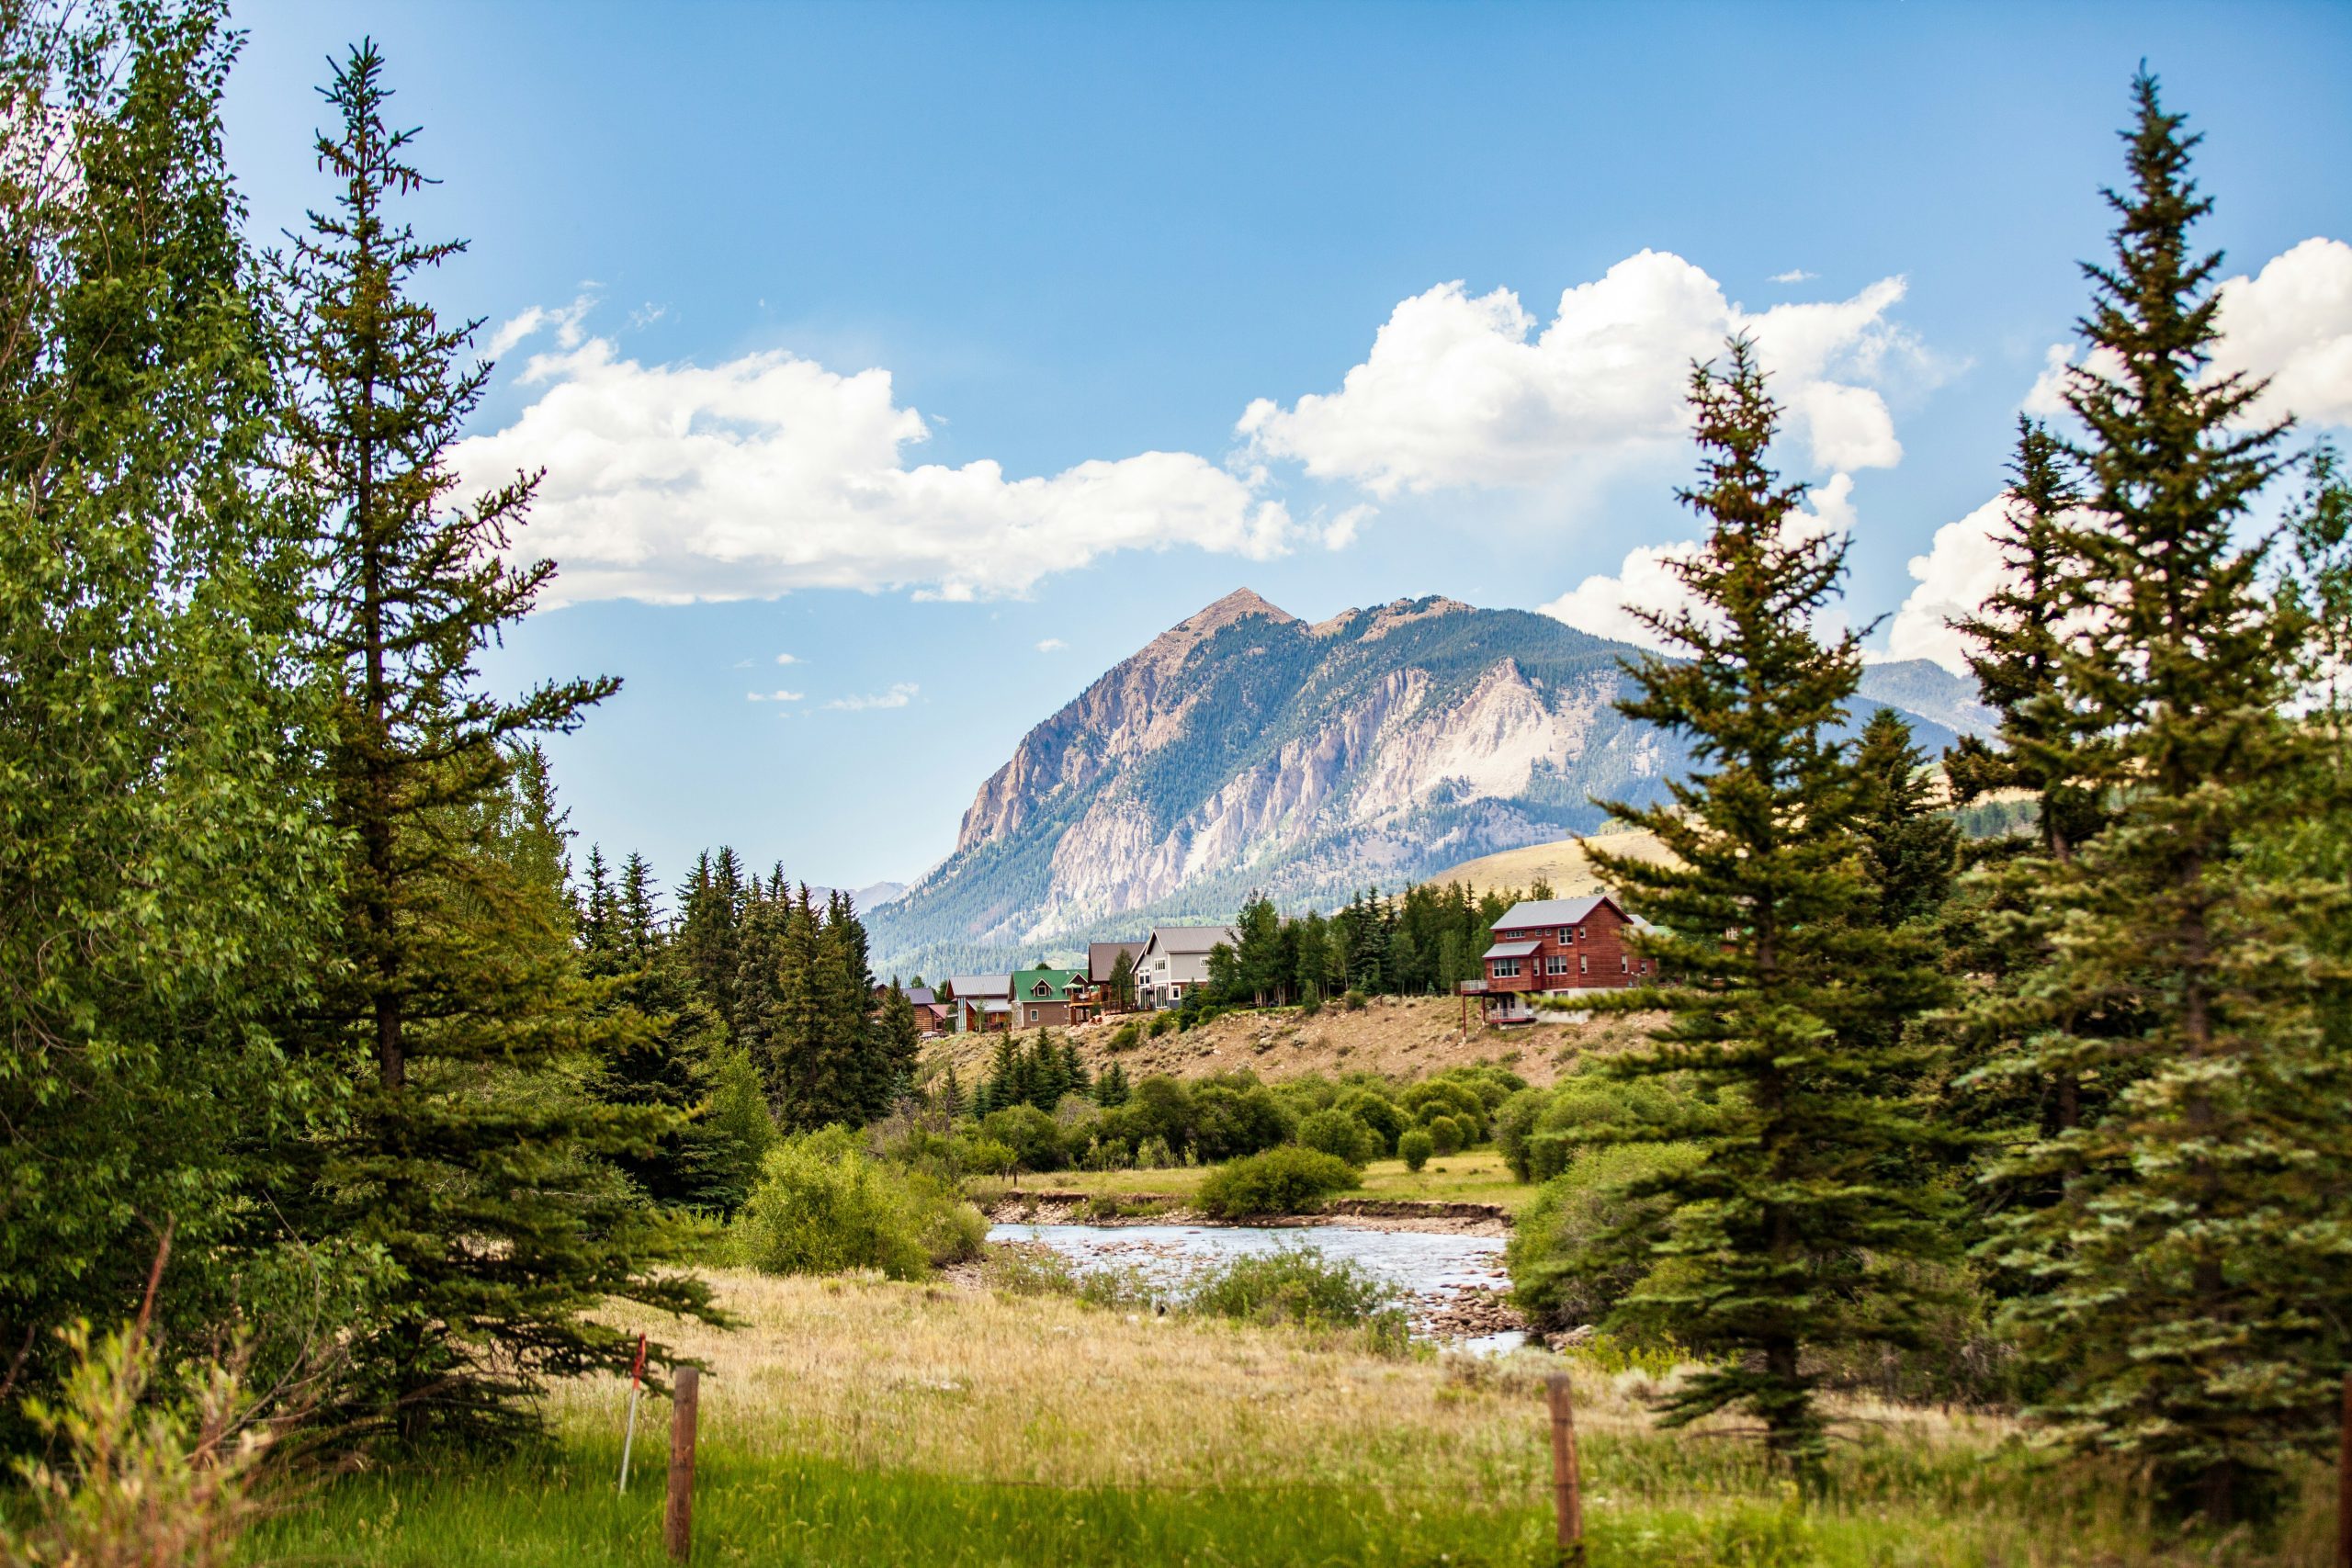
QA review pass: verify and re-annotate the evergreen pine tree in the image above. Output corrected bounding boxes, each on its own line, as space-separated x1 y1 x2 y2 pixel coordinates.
1094 1062 1130 1109
937 1065 967 1120
1944 419 2109 860
1849 710 1960 928
1584 335 1953 1482
1107 947 1137 1011
1975 73 2348 1523
877 979 922 1110
278 43 712 1441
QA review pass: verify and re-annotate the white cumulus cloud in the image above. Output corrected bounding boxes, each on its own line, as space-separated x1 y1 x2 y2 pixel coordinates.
775 652 799 665
1881 492 2016 675
826 682 919 712
455 326 1296 606
1235 251 1919 500
1539 473 1859 652
1770 268 1818 284
2023 237 2352 430
1035 637 1067 652
745 688 804 703
2211 236 2352 428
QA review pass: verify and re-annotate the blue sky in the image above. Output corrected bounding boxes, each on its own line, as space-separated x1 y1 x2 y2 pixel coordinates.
221 0 2352 893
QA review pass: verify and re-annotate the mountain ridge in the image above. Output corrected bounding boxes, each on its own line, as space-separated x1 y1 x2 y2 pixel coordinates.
866 590 1983 978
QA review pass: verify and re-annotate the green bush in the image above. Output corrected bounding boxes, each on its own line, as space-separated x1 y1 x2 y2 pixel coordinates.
955 1134 1016 1179
1506 1141 1702 1329
1525 1072 1710 1182
1295 1108 1379 1166
1134 1134 1177 1168
1190 1080 1295 1161
1148 1011 1177 1038
1340 990 1368 1011
1401 1078 1487 1138
1426 1114 1464 1156
1397 1128 1434 1172
980 1104 1064 1172
1493 1086 1550 1181
1195 1146 1359 1218
1333 1089 1407 1155
1107 1020 1142 1052
1187 1246 1407 1341
735 1128 987 1280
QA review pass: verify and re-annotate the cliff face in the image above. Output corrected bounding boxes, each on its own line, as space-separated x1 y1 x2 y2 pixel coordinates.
867 590 1970 976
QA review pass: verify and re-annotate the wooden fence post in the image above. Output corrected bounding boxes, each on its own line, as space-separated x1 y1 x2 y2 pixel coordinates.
1547 1371 1584 1566
2336 1371 2350 1568
666 1366 699 1562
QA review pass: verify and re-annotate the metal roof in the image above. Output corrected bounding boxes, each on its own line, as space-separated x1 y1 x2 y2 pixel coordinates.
1088 939 1147 982
1143 924 1238 956
1483 940 1543 959
946 974 1012 998
1493 896 1609 929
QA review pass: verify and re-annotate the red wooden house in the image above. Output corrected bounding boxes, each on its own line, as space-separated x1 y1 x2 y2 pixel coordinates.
1468 894 1656 1023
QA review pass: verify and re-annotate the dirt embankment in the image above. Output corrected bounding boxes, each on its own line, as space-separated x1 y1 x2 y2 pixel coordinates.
925 993 1659 1089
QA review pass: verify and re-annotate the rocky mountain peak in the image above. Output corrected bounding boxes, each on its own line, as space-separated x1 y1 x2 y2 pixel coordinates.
875 592 1988 977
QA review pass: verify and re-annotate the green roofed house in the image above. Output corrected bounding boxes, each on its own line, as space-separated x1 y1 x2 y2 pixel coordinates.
1009 965 1090 1028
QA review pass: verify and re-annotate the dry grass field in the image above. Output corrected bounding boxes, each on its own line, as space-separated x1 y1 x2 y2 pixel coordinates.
243 1268 2341 1566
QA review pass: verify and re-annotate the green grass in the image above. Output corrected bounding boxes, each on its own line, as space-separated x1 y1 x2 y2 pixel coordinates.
243 1433 2340 1568
245 1445 1560 1567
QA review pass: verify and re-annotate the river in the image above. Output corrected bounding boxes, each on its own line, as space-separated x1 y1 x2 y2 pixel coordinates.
987 1220 1527 1350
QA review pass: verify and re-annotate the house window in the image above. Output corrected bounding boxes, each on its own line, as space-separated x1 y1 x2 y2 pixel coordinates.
1491 958 1521 977
1545 954 1569 976
1027 1008 1039 1022
1578 954 1588 975
1620 955 1630 974
1575 926 1585 942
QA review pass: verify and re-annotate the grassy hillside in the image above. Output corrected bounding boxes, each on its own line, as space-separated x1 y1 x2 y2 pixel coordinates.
1422 825 1679 900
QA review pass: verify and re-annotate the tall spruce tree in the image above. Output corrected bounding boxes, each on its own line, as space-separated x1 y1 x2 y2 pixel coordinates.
1974 73 2347 1524
1849 709 1959 928
278 42 712 1442
1944 419 2109 860
1582 336 1952 1481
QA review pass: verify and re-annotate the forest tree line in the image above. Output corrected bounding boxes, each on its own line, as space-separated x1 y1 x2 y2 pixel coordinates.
0 7 904 1451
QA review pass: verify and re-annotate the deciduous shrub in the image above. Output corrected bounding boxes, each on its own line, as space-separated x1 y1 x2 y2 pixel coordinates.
1427 1114 1464 1156
1190 1080 1295 1161
1398 1128 1434 1172
1195 1146 1359 1218
1296 1108 1379 1166
1493 1087 1550 1180
1187 1246 1406 1341
1334 1089 1407 1155
980 1104 1063 1172
1401 1078 1488 1139
1135 1134 1177 1169
1506 1141 1702 1329
1106 1020 1142 1052
735 1127 986 1280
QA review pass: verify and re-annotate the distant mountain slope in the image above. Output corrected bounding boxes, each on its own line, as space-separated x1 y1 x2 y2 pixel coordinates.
866 591 1980 977
1857 659 1998 739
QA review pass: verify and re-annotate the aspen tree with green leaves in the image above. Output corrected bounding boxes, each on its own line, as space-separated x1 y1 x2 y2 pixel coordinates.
0 0 354 1438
